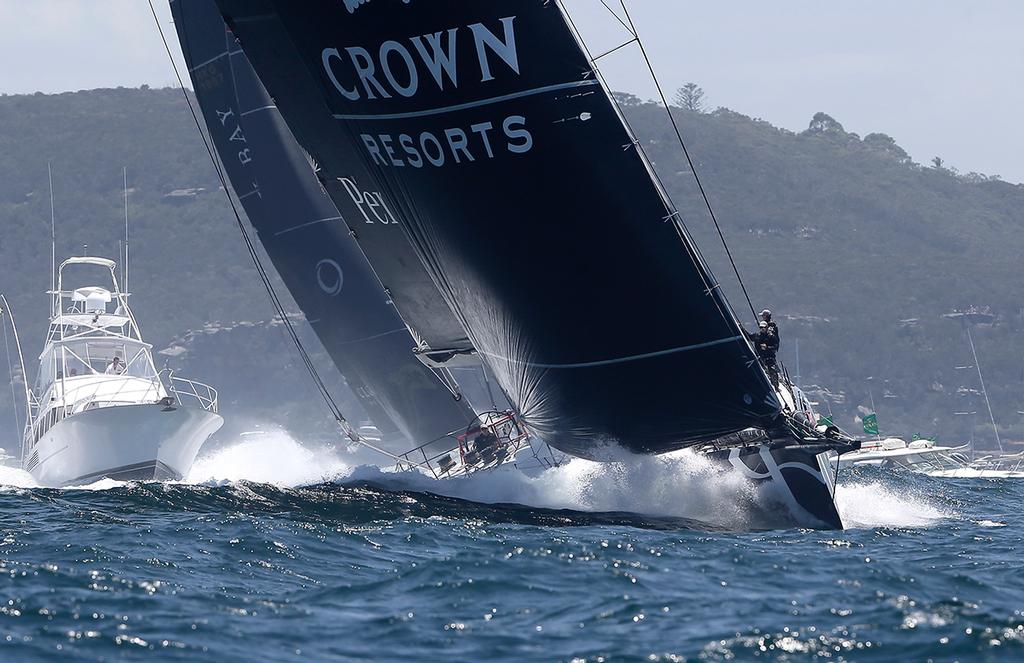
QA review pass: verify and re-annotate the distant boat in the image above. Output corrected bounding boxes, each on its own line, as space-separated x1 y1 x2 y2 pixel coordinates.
15 257 222 486
838 437 972 472
926 452 1024 478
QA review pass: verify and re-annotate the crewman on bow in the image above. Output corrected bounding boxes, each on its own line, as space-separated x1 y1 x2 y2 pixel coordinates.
746 314 781 388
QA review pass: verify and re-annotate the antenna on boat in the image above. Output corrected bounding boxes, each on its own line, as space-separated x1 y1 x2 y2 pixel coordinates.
123 166 130 294
794 338 801 389
47 161 56 317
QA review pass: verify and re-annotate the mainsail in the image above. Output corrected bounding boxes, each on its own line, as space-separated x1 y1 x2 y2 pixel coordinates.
213 0 783 458
170 0 476 446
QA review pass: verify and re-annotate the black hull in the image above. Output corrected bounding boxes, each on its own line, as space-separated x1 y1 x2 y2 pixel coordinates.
705 442 844 529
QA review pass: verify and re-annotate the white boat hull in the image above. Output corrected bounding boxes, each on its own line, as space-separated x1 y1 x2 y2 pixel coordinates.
926 468 1024 479
25 404 223 487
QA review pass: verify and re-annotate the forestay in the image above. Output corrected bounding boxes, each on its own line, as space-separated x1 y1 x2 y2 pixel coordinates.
213 0 782 458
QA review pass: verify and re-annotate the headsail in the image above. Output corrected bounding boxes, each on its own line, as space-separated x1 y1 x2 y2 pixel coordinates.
214 0 782 458
170 0 476 446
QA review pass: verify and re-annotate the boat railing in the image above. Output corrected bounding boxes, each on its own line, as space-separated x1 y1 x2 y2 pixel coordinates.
168 376 219 414
26 378 165 447
971 451 1024 473
393 411 536 479
28 374 217 443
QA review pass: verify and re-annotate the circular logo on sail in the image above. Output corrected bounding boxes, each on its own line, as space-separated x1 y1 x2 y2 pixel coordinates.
316 259 344 296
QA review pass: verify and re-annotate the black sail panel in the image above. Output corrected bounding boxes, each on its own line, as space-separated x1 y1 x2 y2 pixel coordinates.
191 0 473 358
214 0 781 457
170 0 476 446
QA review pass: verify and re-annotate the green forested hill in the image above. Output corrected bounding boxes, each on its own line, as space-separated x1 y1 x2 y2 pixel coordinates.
1 87 1022 449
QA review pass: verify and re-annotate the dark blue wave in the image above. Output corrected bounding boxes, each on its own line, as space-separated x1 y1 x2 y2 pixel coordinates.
1 468 1022 661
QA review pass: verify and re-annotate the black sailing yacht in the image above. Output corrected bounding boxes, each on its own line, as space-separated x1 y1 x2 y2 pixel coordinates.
174 0 859 528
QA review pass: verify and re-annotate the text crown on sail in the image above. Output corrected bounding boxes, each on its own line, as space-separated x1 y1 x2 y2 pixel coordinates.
322 16 520 102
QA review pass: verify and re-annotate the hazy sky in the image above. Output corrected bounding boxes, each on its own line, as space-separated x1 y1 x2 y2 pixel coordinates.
1 0 1021 183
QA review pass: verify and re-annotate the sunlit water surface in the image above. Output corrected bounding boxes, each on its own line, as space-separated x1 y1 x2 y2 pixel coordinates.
1 433 1021 661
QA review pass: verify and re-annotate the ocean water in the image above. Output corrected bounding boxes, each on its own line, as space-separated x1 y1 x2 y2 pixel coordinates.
1 433 1022 662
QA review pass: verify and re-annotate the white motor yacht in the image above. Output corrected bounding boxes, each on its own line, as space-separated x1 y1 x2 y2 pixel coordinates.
926 451 1024 478
18 257 222 487
837 436 971 474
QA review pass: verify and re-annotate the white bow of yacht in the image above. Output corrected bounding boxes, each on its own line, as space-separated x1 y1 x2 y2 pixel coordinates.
19 257 222 487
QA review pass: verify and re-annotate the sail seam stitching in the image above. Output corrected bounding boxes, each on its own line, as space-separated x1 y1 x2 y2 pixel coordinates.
274 215 345 236
240 105 277 117
187 49 244 73
332 80 600 121
478 335 742 369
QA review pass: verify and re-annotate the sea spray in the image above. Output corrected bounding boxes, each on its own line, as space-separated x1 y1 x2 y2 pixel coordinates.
4 428 958 530
338 450 765 529
835 479 954 528
186 429 352 487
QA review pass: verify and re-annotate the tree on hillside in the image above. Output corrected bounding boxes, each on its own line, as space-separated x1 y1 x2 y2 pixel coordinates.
863 133 911 164
931 156 945 170
673 83 706 112
612 91 643 107
805 112 845 135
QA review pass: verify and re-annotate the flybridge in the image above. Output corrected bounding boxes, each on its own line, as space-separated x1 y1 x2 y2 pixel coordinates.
321 16 520 102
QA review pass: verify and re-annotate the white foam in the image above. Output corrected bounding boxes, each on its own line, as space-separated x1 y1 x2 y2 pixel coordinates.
835 480 953 528
0 461 140 491
66 477 128 491
0 463 37 490
186 430 351 487
343 448 762 528
0 429 960 531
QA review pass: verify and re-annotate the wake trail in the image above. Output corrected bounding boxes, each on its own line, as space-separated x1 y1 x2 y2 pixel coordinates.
1 430 960 530
343 448 761 529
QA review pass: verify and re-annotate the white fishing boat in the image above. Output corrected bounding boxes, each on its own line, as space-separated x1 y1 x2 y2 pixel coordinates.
13 257 222 487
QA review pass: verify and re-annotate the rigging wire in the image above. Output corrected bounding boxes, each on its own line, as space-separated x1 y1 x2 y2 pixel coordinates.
558 3 742 336
146 0 415 466
967 325 1003 453
2 315 22 440
613 1 759 322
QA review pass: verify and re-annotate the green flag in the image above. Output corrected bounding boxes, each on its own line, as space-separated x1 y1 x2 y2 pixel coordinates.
862 413 879 435
818 415 834 428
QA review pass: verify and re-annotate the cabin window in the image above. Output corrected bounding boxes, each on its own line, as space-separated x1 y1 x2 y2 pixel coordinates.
58 341 156 378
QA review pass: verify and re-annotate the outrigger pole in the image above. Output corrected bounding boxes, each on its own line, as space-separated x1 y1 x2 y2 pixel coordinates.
0 295 33 464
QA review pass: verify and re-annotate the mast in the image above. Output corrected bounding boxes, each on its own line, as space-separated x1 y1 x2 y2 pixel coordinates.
47 161 56 318
967 325 1003 452
123 166 130 295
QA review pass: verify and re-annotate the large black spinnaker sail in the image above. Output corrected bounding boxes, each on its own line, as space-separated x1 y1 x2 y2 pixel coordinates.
170 0 476 447
212 0 783 459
